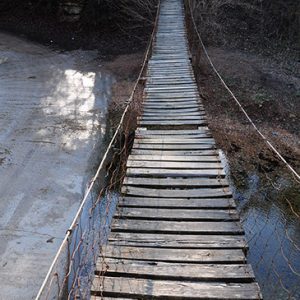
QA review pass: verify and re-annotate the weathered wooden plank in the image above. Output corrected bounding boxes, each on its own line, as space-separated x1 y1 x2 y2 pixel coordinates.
143 102 202 107
146 75 193 80
139 120 207 126
145 92 199 98
143 100 200 105
155 36 187 39
145 85 196 90
148 65 193 74
154 39 187 42
153 49 189 55
156 31 185 33
147 82 196 87
148 65 191 69
143 104 201 109
143 101 202 106
123 177 227 187
155 40 186 42
143 100 201 105
119 197 236 209
130 149 219 156
111 219 244 234
108 232 246 249
148 59 189 62
135 129 210 135
147 71 192 75
140 115 204 121
148 62 190 65
146 80 195 85
145 88 198 93
150 57 190 60
145 94 200 98
144 92 202 99
143 101 202 107
128 155 219 162
97 259 255 282
148 59 190 62
126 168 225 177
155 34 186 37
136 135 212 140
115 207 238 221
143 108 203 113
135 133 212 139
148 58 191 61
147 70 193 74
149 55 188 58
92 277 261 299
143 108 203 114
142 112 203 117
133 143 214 150
126 160 221 169
144 98 200 103
147 74 194 78
152 49 189 53
146 76 195 79
154 46 186 49
122 186 231 198
155 38 186 41
102 246 246 263
134 138 214 144
148 59 190 64
145 87 198 92
91 297 135 300
148 65 193 70
153 50 188 54
146 78 194 82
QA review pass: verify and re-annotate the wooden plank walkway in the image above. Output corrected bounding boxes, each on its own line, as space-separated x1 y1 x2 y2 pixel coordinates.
91 0 262 298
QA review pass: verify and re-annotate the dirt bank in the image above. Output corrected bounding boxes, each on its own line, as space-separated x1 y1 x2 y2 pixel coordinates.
194 46 300 210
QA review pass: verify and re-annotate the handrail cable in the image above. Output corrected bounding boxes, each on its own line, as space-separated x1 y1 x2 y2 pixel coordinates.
188 0 300 182
35 2 161 299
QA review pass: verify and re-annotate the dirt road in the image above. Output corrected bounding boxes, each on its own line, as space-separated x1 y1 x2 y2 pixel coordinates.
0 32 113 299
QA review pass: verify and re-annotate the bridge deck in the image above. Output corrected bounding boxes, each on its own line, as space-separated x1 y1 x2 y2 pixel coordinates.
91 0 262 298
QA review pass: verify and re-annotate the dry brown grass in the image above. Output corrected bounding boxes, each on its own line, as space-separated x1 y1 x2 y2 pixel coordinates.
103 53 145 130
189 0 299 48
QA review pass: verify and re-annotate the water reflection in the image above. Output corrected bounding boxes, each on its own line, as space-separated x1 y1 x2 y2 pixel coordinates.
229 166 300 299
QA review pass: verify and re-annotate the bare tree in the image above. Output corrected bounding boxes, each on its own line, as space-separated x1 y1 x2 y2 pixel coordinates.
190 0 299 45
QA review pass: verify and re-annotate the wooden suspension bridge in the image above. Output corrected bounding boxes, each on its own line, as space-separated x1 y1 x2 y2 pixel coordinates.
91 0 262 298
